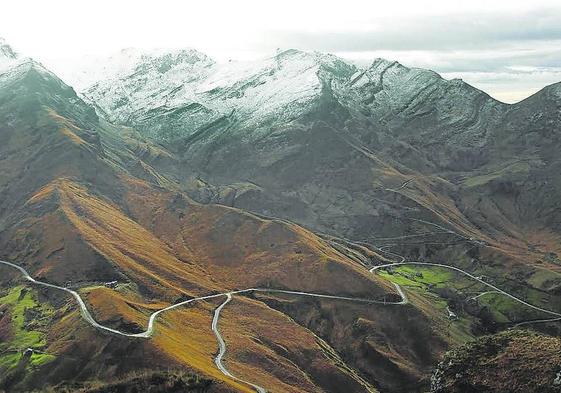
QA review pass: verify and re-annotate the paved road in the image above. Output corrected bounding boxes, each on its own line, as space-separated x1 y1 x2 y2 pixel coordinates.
361 232 561 327
385 178 414 192
250 286 407 305
370 262 561 318
209 285 408 393
470 291 501 300
0 259 141 336
0 259 409 393
0 261 406 338
372 232 446 241
212 293 267 393
3 225 559 393
513 316 561 327
374 245 407 263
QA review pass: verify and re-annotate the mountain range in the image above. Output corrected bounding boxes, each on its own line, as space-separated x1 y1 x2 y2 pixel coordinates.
0 38 560 393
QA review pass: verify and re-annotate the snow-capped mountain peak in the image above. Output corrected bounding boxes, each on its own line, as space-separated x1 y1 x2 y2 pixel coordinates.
59 47 215 91
0 38 46 79
65 46 499 144
73 48 360 140
0 38 21 72
0 37 18 61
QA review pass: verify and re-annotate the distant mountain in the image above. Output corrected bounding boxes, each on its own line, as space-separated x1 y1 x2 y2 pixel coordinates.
75 49 503 150
0 38 18 61
67 46 561 311
74 46 561 320
0 40 459 393
72 47 561 255
74 49 353 142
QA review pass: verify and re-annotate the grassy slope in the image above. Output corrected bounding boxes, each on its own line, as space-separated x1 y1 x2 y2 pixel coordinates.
4 174 396 392
0 286 56 381
377 267 476 344
0 65 518 392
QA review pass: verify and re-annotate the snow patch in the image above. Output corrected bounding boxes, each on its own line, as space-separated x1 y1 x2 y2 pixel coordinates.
76 49 354 138
0 38 20 73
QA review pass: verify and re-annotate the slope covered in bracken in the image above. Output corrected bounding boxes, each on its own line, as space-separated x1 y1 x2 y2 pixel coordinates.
47 45 561 392
0 42 457 393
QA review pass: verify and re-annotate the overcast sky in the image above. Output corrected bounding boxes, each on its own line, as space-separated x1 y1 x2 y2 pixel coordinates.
2 0 561 103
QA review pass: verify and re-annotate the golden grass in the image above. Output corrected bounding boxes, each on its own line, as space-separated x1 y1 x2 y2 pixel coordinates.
45 109 90 147
218 297 324 393
26 182 58 205
14 171 422 392
119 177 393 298
151 302 254 393
53 179 219 299
84 286 253 392
84 287 168 327
212 295 380 392
59 127 86 146
381 169 545 268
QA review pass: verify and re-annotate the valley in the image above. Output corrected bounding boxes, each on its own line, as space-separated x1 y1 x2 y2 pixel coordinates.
1 37 560 393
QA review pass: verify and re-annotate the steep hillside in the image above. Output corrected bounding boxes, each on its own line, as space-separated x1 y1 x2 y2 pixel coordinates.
72 49 500 239
431 330 561 393
76 46 561 293
0 41 460 393
63 45 561 392
79 49 355 142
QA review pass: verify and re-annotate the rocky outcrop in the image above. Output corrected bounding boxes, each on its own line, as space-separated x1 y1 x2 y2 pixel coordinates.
431 330 561 393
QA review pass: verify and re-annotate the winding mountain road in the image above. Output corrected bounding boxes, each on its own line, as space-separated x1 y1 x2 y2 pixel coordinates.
513 316 561 327
370 262 561 318
2 223 561 393
385 178 414 192
0 259 406 338
470 291 501 301
0 259 406 392
212 293 267 393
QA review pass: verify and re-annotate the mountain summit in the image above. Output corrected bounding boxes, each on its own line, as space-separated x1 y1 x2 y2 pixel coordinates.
0 37 18 61
71 47 506 148
0 38 21 73
75 48 359 140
